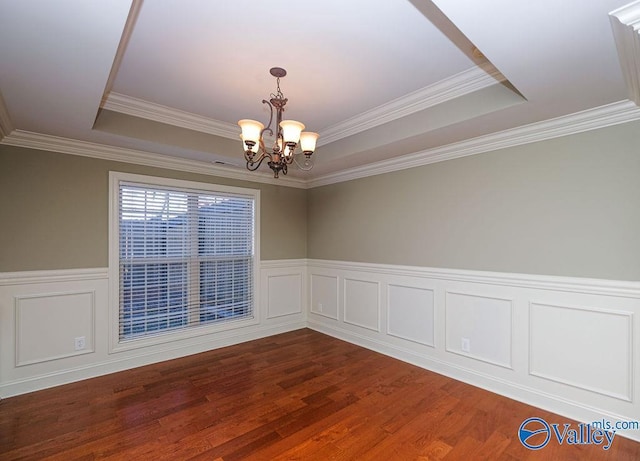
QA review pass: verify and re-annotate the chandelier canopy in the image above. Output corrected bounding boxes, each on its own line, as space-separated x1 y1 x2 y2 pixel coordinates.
238 67 318 178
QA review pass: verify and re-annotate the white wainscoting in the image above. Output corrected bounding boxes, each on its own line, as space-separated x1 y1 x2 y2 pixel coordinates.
306 259 640 442
2 258 640 442
0 259 307 398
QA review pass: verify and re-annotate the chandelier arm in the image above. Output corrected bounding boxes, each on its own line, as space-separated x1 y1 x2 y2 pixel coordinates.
292 154 314 171
244 149 265 164
258 137 268 153
260 99 275 138
245 152 270 171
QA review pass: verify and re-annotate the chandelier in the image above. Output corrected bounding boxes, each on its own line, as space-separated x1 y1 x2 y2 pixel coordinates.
238 67 319 178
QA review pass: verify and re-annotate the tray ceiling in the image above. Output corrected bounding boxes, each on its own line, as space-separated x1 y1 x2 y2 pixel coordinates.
0 0 638 184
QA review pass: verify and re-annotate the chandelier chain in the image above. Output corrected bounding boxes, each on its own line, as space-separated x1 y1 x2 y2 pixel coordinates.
271 76 284 100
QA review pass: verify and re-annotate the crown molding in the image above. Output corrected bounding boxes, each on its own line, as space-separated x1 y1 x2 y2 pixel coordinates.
0 130 307 189
308 100 640 188
103 67 503 148
0 90 14 141
317 67 505 146
610 1 640 106
3 101 638 191
102 92 239 139
102 67 502 148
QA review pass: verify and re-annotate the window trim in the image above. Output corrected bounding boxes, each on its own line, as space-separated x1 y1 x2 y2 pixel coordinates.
108 171 260 353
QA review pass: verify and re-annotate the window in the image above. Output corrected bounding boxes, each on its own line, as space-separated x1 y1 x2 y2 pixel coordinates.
110 172 259 345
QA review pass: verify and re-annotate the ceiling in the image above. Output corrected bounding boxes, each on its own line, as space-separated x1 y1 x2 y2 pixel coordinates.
1 0 639 186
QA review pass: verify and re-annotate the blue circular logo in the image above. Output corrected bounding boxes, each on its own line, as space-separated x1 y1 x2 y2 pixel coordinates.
519 417 551 450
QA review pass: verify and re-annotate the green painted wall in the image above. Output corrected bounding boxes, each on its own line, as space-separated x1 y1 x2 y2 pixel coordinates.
0 146 307 271
3 119 640 281
307 120 640 281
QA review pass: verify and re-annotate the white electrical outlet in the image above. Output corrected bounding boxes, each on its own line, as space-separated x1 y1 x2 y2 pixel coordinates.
461 337 471 353
318 303 324 312
74 336 86 351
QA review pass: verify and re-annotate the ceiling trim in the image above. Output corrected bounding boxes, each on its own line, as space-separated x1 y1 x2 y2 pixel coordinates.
308 100 640 188
102 66 505 148
610 1 640 106
102 92 240 139
101 0 144 102
317 66 506 146
0 90 14 141
0 130 307 189
3 100 639 191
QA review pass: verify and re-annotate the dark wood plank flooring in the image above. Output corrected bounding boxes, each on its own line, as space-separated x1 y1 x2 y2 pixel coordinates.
1 329 638 460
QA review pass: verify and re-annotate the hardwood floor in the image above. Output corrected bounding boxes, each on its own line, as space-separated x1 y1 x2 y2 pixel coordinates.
1 329 638 460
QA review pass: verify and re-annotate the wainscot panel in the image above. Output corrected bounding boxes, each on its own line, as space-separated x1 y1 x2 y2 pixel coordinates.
16 290 95 366
529 302 632 401
310 273 339 320
445 291 512 369
388 284 435 347
344 278 380 332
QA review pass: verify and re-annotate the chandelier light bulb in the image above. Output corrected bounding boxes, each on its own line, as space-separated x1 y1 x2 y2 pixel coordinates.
238 119 264 146
279 120 305 146
299 131 319 154
277 138 294 157
239 134 259 154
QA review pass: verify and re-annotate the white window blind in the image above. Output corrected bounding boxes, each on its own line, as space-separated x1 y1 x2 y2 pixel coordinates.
118 181 255 340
